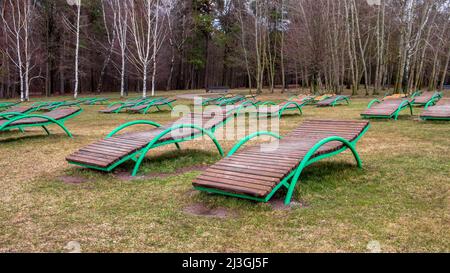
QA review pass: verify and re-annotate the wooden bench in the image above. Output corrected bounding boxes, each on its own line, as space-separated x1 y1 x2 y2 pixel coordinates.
207 86 229 94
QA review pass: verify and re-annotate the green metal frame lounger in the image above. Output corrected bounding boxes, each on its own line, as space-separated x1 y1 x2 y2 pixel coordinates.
127 98 177 114
99 98 149 114
420 98 450 121
235 100 304 118
0 106 38 119
202 95 225 106
82 98 110 105
361 99 414 120
40 100 83 111
0 107 82 138
193 119 370 205
316 95 351 107
288 95 316 105
66 110 235 176
0 101 21 110
411 91 442 107
31 101 61 111
217 95 246 106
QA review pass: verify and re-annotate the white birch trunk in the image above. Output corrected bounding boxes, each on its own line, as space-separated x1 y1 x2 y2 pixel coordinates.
73 0 81 99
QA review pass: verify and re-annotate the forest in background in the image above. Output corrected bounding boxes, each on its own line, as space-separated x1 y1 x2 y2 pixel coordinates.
0 0 449 100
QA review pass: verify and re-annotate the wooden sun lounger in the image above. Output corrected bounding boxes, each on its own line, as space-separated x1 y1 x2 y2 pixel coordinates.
82 98 109 105
0 101 21 110
99 98 148 114
0 106 37 119
67 109 235 176
288 95 316 105
193 119 370 205
39 100 81 111
361 98 414 120
127 98 177 114
316 95 351 107
235 100 305 118
0 107 82 138
420 98 450 121
411 91 442 107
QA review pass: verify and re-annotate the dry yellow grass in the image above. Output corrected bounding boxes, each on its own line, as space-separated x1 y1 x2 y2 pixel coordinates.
0 90 449 252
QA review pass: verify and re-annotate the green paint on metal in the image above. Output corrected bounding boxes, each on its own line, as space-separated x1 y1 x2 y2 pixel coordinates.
367 99 381 109
0 110 82 138
227 131 282 157
131 124 223 176
195 124 370 206
106 120 163 138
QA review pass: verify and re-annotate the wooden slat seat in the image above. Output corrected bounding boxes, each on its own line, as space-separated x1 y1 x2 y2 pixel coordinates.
193 120 369 201
99 103 134 113
361 99 412 118
0 107 82 139
0 106 34 116
420 98 450 120
413 92 441 105
66 111 232 171
127 99 176 113
0 108 81 126
316 96 350 107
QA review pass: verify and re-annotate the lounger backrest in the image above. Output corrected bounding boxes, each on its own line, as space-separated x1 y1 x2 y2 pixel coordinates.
10 108 81 125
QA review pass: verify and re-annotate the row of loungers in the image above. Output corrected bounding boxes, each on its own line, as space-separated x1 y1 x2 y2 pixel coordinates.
100 97 176 114
360 91 444 120
32 97 109 111
66 111 370 205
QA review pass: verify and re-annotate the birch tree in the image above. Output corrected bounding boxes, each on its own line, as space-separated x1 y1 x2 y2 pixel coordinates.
108 0 129 97
128 0 164 98
73 0 81 99
96 0 117 93
1 0 37 101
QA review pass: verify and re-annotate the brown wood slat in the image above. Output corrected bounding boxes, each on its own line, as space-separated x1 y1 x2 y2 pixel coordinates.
67 111 233 169
193 179 267 197
194 120 369 198
198 173 275 188
196 176 273 192
204 168 280 182
215 161 291 174
209 165 286 179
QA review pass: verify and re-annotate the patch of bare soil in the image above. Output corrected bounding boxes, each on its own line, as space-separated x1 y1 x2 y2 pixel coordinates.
59 176 88 184
183 203 237 219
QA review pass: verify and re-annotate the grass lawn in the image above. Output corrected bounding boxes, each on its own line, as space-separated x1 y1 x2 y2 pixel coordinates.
0 90 449 252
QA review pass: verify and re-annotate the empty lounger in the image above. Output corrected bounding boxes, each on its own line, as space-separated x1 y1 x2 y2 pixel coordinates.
0 101 20 110
235 100 305 118
0 106 37 119
0 107 82 138
412 91 442 107
361 99 413 120
316 95 350 107
289 95 316 105
66 109 235 176
420 98 450 121
127 98 177 114
193 119 370 205
99 98 148 114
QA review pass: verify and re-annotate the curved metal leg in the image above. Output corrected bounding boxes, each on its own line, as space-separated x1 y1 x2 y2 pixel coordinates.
284 137 362 205
131 124 224 176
